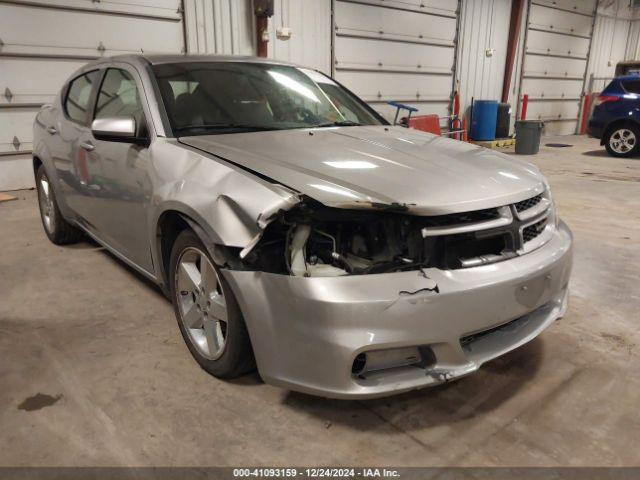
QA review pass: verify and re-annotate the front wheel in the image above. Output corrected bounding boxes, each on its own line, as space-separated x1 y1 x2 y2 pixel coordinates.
605 125 640 157
169 229 255 378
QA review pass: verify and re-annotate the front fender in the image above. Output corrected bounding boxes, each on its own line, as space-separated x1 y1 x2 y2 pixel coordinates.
148 140 301 281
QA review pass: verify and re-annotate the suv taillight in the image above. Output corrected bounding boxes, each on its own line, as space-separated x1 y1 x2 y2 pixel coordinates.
593 94 620 107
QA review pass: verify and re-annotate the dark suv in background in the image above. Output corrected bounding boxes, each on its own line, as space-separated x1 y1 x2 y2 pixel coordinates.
588 75 640 157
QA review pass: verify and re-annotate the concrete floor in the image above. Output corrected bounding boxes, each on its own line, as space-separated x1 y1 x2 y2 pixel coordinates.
0 135 639 467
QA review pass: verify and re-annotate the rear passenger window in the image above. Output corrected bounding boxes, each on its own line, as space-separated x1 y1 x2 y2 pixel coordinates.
622 79 640 94
65 71 99 125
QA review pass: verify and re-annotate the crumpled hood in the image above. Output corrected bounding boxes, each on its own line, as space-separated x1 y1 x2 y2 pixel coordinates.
179 126 545 215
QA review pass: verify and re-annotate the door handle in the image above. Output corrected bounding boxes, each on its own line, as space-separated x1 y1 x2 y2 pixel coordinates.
46 126 57 135
80 141 95 152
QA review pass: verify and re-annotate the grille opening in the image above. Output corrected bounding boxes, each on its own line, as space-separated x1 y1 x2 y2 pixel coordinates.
515 194 543 213
460 316 522 350
425 207 501 227
460 301 552 352
523 218 548 243
351 346 436 378
436 231 513 269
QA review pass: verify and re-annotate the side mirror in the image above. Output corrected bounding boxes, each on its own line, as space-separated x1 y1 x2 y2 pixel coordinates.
91 116 137 142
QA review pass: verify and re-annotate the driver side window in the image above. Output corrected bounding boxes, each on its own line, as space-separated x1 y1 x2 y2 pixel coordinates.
94 68 146 135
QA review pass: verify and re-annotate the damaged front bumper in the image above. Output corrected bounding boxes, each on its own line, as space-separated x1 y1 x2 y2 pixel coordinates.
222 221 573 399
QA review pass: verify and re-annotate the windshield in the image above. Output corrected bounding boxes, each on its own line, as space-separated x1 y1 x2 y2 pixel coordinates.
152 62 385 136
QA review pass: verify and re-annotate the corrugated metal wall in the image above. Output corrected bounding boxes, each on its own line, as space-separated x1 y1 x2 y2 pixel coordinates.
182 0 331 72
0 0 185 191
626 19 640 61
456 0 512 119
587 0 638 93
183 0 254 55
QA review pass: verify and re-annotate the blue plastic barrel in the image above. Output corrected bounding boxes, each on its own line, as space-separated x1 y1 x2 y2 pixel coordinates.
470 100 499 141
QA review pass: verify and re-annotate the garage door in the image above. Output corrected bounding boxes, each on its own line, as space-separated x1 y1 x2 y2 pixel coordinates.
519 0 596 135
333 0 459 121
0 0 185 190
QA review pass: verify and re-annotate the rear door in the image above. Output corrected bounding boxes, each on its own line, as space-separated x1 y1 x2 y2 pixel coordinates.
51 69 101 218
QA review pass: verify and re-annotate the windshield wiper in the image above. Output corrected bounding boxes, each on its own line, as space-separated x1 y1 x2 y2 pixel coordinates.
312 120 362 128
174 124 281 134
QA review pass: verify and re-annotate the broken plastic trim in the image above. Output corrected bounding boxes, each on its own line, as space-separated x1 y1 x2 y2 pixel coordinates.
236 190 555 277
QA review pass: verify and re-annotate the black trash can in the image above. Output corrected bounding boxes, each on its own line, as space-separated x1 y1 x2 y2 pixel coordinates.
515 120 544 155
496 103 511 138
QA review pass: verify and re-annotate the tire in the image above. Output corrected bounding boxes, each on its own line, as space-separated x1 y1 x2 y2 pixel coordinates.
35 164 83 245
169 229 255 378
604 124 640 158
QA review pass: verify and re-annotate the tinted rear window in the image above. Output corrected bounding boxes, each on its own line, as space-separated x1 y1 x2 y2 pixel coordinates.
622 79 640 94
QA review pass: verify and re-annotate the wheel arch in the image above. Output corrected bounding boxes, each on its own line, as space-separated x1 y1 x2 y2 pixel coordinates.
33 155 43 175
601 118 640 146
154 206 234 294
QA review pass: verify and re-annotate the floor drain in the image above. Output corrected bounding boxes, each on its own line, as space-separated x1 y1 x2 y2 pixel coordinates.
545 143 573 147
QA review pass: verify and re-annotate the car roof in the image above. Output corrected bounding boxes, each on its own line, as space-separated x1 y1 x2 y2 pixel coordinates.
82 53 300 70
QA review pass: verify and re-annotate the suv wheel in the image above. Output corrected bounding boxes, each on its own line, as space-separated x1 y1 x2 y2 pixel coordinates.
169 229 255 378
36 165 82 244
605 124 640 157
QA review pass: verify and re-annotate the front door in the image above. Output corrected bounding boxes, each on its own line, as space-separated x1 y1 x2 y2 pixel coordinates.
82 65 154 272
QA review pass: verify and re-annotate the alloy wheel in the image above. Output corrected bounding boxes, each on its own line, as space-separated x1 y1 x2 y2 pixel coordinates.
610 128 636 154
175 247 228 360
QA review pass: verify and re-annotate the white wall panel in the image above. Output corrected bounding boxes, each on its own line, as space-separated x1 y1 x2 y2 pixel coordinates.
455 0 512 121
521 78 584 99
0 155 35 192
7 0 182 19
532 0 595 16
524 98 580 121
0 3 183 58
519 0 597 135
335 0 457 45
528 2 593 37
525 29 590 58
0 110 35 153
0 58 87 106
0 0 184 190
336 36 454 75
267 0 332 73
334 0 458 121
523 55 586 80
342 0 458 17
338 71 453 102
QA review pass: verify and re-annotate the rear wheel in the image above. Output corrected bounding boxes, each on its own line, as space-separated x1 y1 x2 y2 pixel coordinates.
169 229 255 378
35 165 82 244
605 124 640 157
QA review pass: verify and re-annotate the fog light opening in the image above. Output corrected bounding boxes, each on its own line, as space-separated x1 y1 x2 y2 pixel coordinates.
352 353 367 375
351 346 436 379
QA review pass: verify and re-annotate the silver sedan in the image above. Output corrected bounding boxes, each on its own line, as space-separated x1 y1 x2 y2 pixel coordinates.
32 54 572 398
